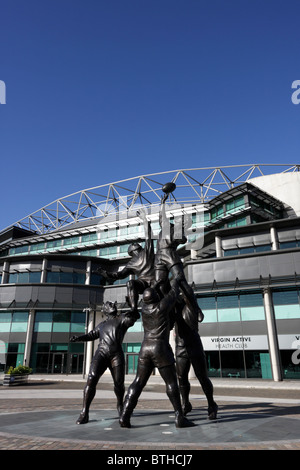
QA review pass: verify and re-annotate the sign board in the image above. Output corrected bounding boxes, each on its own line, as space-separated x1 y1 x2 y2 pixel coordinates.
202 335 268 351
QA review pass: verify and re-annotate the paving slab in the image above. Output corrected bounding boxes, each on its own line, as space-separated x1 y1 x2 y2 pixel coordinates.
0 375 300 450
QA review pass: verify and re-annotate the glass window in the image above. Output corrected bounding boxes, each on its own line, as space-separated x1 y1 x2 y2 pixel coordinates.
127 318 143 332
126 343 141 353
13 246 29 255
274 304 300 319
30 243 45 253
59 272 73 283
0 312 12 332
8 273 18 283
72 272 86 284
240 292 265 321
81 249 98 257
108 246 118 255
211 204 224 220
46 272 59 283
280 241 299 249
236 217 247 226
81 233 98 244
273 289 298 305
227 216 247 228
32 343 50 352
53 312 70 332
34 312 53 332
255 244 271 252
50 343 68 351
245 352 265 379
46 271 85 284
281 350 300 379
206 351 221 377
225 195 245 214
63 236 79 246
220 350 245 378
239 247 255 254
273 289 300 320
6 343 25 369
46 240 62 250
217 294 240 322
29 272 41 283
99 247 109 257
224 248 239 257
11 312 29 332
69 342 84 353
198 297 217 323
70 312 86 333
8 271 41 284
90 272 106 285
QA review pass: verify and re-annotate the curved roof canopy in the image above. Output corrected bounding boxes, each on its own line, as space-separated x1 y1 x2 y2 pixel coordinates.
8 164 300 234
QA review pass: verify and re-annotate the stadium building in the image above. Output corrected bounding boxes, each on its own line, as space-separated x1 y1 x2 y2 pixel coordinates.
0 164 300 381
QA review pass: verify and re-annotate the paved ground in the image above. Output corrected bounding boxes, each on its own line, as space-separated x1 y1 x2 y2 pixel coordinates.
0 375 300 451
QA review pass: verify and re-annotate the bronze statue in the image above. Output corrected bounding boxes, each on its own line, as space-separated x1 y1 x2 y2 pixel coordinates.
100 209 155 312
154 189 204 323
174 297 218 420
119 279 194 428
70 301 139 424
76 181 217 430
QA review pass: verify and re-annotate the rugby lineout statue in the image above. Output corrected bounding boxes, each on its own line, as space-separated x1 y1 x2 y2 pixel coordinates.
73 181 217 428
70 301 139 424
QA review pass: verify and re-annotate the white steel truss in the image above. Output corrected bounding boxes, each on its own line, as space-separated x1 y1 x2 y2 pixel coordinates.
7 164 300 234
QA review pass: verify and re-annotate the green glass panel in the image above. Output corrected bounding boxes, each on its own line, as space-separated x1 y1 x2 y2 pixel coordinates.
52 322 70 332
260 353 272 379
51 343 68 351
202 310 218 323
69 343 84 353
34 312 53 332
274 304 300 319
218 308 240 322
273 289 298 305
0 313 12 323
240 306 265 321
128 319 143 332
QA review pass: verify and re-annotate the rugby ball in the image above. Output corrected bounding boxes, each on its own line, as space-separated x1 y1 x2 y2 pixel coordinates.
162 182 176 194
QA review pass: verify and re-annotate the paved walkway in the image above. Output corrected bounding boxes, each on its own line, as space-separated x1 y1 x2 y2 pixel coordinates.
0 374 300 451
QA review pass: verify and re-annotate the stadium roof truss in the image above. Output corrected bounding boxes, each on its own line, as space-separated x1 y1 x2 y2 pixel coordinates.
7 164 300 235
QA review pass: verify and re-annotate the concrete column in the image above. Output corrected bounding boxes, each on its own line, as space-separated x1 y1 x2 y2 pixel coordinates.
263 288 282 381
84 309 95 376
40 258 48 283
85 260 92 285
270 226 279 251
215 235 222 258
1 261 9 284
24 310 35 367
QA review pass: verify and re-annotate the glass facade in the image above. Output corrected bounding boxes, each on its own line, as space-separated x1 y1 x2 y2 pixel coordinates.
199 291 265 323
198 292 270 379
0 311 29 333
0 181 299 382
30 311 86 373
273 288 300 320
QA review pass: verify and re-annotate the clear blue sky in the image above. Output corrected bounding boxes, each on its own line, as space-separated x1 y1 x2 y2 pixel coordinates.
0 0 300 230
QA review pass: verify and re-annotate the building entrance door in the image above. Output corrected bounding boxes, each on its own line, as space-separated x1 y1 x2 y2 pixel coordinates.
51 353 66 374
70 353 84 374
126 354 139 374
